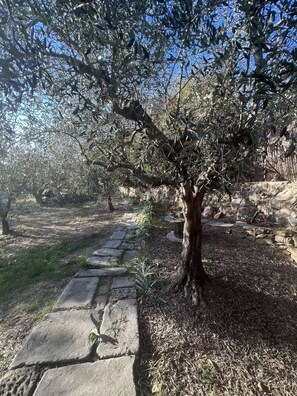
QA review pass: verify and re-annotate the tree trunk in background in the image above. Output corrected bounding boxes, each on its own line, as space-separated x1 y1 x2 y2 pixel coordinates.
1 195 12 235
33 191 44 206
177 183 208 305
107 195 115 212
2 218 10 235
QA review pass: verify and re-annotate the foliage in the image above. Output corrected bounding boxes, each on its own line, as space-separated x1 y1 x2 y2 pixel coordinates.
0 0 295 191
0 0 296 295
136 203 155 238
130 259 159 294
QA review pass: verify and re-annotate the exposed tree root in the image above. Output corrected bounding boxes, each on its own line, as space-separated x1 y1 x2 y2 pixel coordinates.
175 270 210 306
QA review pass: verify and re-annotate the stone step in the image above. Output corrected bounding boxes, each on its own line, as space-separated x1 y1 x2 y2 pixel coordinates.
55 277 99 310
92 248 123 258
11 310 94 369
33 356 136 396
86 256 117 267
75 268 127 277
97 299 139 359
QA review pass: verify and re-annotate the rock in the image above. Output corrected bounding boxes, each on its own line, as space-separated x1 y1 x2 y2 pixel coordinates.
110 230 126 240
275 235 286 244
274 229 295 237
270 199 282 210
125 229 137 238
97 299 139 358
112 287 137 301
202 205 215 218
0 366 44 396
112 276 135 289
293 235 297 247
55 277 99 310
287 247 297 263
103 239 123 249
284 237 294 246
213 211 224 220
11 310 94 368
256 239 269 245
33 356 136 396
255 234 267 239
92 248 123 258
75 268 127 277
122 250 139 264
264 238 275 246
255 227 271 236
275 189 294 201
86 256 117 267
166 231 183 243
121 241 142 250
231 198 242 206
288 214 297 227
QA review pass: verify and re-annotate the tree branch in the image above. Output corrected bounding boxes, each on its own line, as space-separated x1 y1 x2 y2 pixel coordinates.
92 159 176 187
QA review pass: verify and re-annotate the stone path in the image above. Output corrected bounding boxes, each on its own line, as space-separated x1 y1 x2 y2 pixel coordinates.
0 209 141 396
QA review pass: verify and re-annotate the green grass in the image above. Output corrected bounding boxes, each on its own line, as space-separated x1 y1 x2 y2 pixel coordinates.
0 233 101 305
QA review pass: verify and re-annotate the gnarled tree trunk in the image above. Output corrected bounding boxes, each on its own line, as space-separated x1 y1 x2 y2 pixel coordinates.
177 183 208 305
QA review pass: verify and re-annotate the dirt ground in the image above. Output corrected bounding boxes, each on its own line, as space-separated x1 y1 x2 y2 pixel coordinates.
0 199 124 378
137 222 297 396
0 199 124 257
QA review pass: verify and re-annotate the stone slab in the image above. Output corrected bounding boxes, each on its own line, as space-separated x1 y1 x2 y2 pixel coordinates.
112 287 137 301
33 356 136 396
104 239 123 249
122 214 133 220
112 276 135 289
75 268 127 277
55 277 99 310
0 366 44 396
92 248 123 258
97 299 139 358
120 220 138 227
86 256 117 267
122 250 139 263
121 242 142 250
11 310 94 368
125 224 139 230
166 231 182 243
110 230 126 240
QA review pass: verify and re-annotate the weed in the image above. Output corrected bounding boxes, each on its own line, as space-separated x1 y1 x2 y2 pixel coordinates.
130 259 159 294
136 203 154 238
89 328 101 343
138 203 154 225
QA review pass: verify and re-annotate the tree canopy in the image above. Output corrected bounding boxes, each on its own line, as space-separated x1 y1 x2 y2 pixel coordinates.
0 0 296 302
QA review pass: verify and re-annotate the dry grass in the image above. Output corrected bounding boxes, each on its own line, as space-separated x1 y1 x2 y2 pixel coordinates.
137 220 297 396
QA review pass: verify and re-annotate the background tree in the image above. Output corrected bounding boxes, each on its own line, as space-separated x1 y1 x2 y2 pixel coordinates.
0 0 296 303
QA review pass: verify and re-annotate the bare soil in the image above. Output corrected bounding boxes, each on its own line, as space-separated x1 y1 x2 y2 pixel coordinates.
0 200 123 257
0 199 124 378
137 222 297 395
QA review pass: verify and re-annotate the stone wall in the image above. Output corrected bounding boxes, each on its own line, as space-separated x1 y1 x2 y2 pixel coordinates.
204 182 297 228
120 181 297 228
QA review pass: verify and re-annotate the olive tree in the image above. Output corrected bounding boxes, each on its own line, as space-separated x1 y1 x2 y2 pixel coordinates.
0 0 296 303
